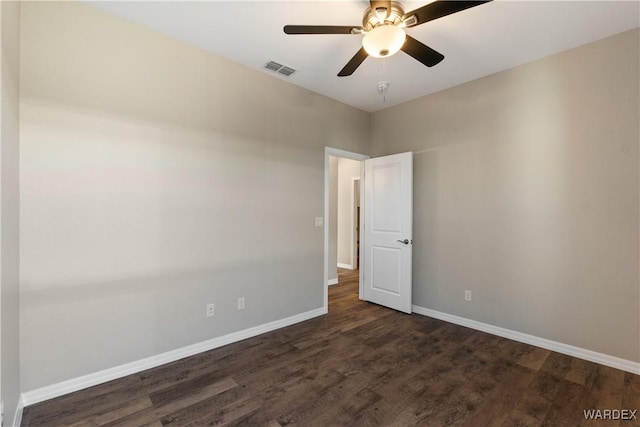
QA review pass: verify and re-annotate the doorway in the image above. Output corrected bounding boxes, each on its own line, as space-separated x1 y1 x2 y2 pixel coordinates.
335 159 360 271
323 148 368 312
324 149 414 314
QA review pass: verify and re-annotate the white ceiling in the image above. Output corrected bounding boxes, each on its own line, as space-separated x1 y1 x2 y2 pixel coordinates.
87 1 639 112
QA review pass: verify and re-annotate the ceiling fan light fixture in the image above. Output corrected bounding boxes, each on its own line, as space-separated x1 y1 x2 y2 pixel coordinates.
362 24 406 58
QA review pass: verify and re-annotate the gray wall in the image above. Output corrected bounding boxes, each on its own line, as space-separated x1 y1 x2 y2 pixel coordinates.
372 29 640 362
1 0 22 422
19 1 370 392
328 156 338 283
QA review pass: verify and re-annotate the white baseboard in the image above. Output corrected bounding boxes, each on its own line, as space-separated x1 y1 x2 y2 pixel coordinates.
327 278 339 286
412 305 640 375
337 263 353 270
21 307 327 407
12 396 24 427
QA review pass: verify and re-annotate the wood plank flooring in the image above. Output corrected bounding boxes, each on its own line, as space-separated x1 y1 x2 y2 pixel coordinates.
22 269 639 426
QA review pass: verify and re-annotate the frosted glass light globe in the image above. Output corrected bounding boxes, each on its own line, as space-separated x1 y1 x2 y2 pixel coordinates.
362 25 406 58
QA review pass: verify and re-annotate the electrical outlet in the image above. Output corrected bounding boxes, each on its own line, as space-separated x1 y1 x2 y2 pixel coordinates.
237 297 245 310
206 303 215 317
465 290 472 302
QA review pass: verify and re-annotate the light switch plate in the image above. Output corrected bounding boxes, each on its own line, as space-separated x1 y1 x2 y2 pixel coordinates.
315 217 323 227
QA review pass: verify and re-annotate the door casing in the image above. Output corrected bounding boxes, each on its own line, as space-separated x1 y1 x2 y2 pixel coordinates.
324 148 413 314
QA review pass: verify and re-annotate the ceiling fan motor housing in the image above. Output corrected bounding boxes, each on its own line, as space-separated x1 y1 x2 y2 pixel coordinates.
363 2 406 30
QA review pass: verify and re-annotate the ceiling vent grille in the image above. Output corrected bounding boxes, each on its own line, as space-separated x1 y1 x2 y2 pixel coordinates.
264 61 283 72
264 60 296 77
278 66 296 76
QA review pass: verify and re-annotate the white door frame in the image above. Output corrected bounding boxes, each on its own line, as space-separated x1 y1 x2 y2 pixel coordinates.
324 147 369 313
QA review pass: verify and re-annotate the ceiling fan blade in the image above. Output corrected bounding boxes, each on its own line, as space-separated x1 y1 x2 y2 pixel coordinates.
370 0 392 18
401 35 445 67
284 25 362 35
403 0 492 27
338 48 369 77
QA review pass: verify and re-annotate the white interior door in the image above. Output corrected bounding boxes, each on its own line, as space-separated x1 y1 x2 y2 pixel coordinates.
362 152 413 313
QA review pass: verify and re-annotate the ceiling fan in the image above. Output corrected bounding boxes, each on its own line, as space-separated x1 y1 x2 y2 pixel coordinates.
284 0 492 77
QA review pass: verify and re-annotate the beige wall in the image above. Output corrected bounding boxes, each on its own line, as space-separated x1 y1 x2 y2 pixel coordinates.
19 1 370 392
337 158 361 268
1 0 22 422
372 29 640 362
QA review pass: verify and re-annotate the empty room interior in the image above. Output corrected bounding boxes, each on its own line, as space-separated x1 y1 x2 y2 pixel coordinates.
1 0 639 425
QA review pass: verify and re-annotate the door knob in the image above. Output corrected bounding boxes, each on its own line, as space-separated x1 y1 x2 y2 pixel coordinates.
396 239 409 245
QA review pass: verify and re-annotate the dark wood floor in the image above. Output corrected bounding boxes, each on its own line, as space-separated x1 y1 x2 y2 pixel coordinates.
23 269 639 426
